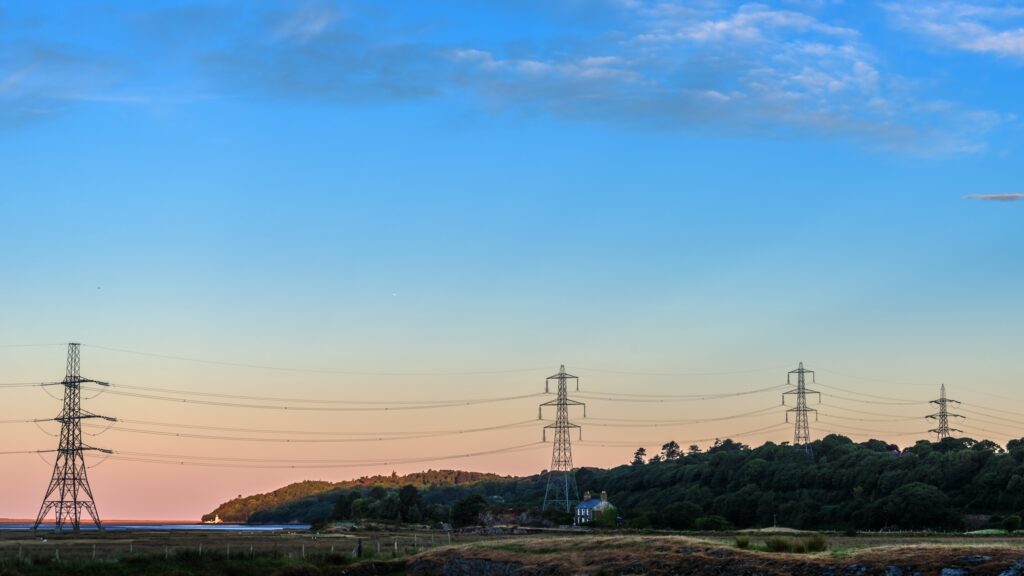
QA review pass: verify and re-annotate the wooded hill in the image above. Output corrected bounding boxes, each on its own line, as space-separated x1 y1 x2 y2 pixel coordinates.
206 435 1024 531
202 470 513 523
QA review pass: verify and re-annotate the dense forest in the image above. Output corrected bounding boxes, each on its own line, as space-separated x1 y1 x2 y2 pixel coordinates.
202 470 512 523
208 435 1024 531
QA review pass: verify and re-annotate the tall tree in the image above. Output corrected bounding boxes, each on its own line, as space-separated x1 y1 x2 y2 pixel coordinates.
661 440 681 460
632 447 647 466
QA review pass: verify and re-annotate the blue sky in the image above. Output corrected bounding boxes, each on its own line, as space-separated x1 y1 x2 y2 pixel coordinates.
1 1 1023 518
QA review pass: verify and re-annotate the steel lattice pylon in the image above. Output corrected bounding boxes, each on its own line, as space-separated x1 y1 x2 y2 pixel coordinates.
33 343 114 532
783 362 820 455
927 383 963 440
538 364 585 513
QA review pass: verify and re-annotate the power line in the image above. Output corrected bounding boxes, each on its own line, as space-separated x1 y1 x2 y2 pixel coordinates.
818 402 911 419
815 367 930 388
105 382 543 406
817 412 923 423
960 402 1024 418
0 343 67 349
83 344 550 376
958 407 1024 427
576 384 788 402
577 422 791 448
583 406 781 427
813 381 921 404
102 417 548 437
104 442 545 469
574 365 784 376
817 427 927 439
82 386 545 412
81 419 539 443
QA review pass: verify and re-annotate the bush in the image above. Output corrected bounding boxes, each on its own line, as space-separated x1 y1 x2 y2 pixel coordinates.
309 516 333 531
627 513 652 529
734 535 751 549
805 534 828 552
764 535 825 554
1005 515 1022 534
694 515 731 531
765 537 792 553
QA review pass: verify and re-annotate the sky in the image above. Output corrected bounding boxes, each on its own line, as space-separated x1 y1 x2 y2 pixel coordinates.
1 0 1023 521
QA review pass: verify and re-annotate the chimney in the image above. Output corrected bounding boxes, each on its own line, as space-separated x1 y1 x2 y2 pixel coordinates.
583 491 591 501
600 491 608 502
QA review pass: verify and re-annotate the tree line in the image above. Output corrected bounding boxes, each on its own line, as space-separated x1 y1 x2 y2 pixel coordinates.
212 434 1024 531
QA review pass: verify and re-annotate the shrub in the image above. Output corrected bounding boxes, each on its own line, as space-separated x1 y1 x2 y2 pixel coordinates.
1005 515 1022 534
694 515 731 531
765 537 792 553
628 513 652 529
309 516 332 531
734 535 751 549
805 534 828 552
764 535 825 554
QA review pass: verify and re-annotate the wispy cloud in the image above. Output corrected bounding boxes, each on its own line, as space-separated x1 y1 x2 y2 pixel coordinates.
0 1 1015 154
0 44 119 127
965 193 1024 201
445 1 1007 153
882 1 1024 59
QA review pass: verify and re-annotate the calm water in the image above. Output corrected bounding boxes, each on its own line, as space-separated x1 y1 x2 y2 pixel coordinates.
0 522 308 532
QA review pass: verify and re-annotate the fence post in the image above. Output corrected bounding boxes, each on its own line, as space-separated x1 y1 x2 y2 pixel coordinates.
165 546 169 560
93 544 96 561
227 544 231 560
199 543 203 560
393 538 397 557
302 544 305 559
55 547 60 563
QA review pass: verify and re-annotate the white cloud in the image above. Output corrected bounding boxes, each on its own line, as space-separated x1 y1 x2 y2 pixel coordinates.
273 4 338 44
444 1 1011 154
883 1 1024 58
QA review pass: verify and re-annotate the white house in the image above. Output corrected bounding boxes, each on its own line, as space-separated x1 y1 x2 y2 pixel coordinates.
575 490 615 526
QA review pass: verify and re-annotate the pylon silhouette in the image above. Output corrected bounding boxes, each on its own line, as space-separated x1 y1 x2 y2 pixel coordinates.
33 343 114 532
539 364 585 513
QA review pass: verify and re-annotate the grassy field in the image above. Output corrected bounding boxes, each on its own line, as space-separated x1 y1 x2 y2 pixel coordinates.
4 529 1024 575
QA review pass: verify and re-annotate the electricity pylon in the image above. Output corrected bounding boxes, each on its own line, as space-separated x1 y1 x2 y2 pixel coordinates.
927 383 963 440
539 364 585 513
33 343 114 532
783 362 820 455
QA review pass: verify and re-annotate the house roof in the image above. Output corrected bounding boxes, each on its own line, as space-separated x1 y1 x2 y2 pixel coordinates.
576 498 614 511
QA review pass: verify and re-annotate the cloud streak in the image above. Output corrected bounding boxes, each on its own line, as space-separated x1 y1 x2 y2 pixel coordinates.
965 193 1024 201
883 1 1024 59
